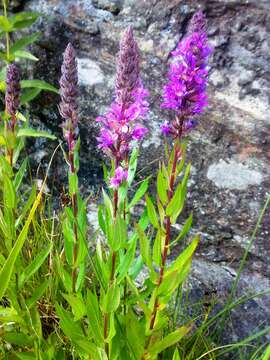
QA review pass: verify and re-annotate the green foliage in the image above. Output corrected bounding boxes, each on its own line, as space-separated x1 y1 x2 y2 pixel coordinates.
0 3 58 106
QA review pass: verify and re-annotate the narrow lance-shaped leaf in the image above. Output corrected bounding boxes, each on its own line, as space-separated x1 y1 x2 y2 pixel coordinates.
21 79 59 93
10 32 41 53
145 194 159 229
127 177 149 210
14 50 38 61
149 325 191 356
19 242 52 289
0 178 45 299
17 128 56 140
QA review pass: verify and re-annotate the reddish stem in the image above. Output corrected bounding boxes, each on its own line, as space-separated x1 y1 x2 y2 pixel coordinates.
143 142 180 354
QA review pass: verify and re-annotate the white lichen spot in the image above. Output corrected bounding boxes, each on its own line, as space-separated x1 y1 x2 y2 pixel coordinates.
77 58 104 87
207 159 263 190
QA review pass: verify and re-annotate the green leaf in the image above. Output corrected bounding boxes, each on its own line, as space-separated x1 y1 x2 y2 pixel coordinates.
3 174 16 209
3 332 34 347
26 280 49 309
127 147 138 185
17 111 28 122
136 223 152 269
127 178 149 210
13 158 28 192
86 290 103 346
166 163 191 222
17 127 56 140
105 313 116 343
15 184 37 228
262 344 270 360
126 310 145 358
69 172 78 195
76 262 86 292
30 306 42 338
21 79 59 93
10 32 41 53
0 134 6 146
171 235 199 273
171 213 193 247
149 326 191 356
98 206 106 234
56 304 96 356
13 353 36 360
20 88 41 105
117 237 137 283
129 256 144 280
0 183 44 300
153 229 162 267
173 348 181 360
0 66 7 81
10 12 40 30
62 293 86 321
0 51 8 61
63 217 75 265
158 236 199 302
112 215 127 251
157 167 168 204
102 283 120 313
145 194 159 229
0 16 12 32
55 255 72 293
14 50 38 61
19 243 52 288
0 154 13 177
102 189 113 218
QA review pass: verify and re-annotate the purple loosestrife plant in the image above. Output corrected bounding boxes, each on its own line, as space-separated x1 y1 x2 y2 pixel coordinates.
59 43 86 293
141 12 211 356
97 26 149 187
97 27 149 357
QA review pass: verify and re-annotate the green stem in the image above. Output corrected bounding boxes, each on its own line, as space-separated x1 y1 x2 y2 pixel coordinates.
68 142 79 293
104 178 119 358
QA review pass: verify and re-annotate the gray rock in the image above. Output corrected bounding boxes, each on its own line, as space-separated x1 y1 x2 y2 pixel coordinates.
93 0 123 14
207 159 264 190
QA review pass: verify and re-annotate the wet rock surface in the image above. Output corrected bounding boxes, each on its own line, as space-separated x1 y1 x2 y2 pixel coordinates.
15 0 270 348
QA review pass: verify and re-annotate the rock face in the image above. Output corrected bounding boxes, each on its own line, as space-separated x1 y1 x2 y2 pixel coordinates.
19 0 270 349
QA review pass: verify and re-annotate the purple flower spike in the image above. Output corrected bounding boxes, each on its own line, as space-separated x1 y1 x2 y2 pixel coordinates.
5 63 20 120
187 10 206 35
116 26 140 105
110 166 128 188
59 43 79 151
161 11 211 139
97 27 149 163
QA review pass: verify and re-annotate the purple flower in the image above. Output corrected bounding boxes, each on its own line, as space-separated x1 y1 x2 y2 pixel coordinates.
187 10 206 35
160 121 172 136
59 43 79 151
161 11 211 139
5 63 20 121
132 123 148 140
97 27 149 162
110 166 128 188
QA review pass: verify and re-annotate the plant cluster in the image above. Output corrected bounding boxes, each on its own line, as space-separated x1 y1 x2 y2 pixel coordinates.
0 6 269 360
